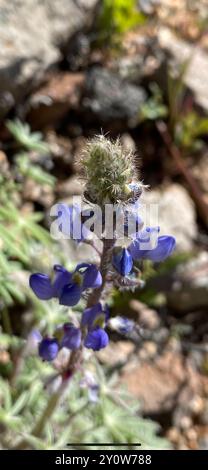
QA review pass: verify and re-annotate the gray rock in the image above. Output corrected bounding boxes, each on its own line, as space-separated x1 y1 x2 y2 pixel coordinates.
83 67 146 125
167 252 208 313
0 0 98 118
139 0 160 15
158 27 208 112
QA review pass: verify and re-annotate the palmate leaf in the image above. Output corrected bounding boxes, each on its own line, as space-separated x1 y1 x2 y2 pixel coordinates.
0 201 51 259
0 253 26 305
0 199 52 307
16 154 55 187
6 119 49 153
79 397 171 450
0 224 29 264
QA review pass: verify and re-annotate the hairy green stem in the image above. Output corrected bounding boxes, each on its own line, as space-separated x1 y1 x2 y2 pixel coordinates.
87 237 115 307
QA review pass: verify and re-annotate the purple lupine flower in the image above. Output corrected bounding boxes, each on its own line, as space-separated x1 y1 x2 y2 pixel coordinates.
135 226 160 245
88 383 100 403
109 316 134 334
129 234 176 262
127 182 143 202
112 247 133 276
84 327 109 351
80 371 100 403
82 303 109 351
61 323 81 350
39 337 59 361
81 302 109 330
26 329 42 353
29 263 102 306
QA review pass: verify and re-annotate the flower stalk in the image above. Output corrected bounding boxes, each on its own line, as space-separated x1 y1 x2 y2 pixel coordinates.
18 135 176 448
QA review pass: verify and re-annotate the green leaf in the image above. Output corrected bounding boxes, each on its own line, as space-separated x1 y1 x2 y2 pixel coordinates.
6 119 49 153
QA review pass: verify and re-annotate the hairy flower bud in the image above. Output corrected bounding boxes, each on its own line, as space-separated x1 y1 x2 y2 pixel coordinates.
81 135 142 206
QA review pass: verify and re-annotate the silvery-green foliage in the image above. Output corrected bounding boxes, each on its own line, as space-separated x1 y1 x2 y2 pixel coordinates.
0 123 55 308
6 119 49 153
0 357 171 450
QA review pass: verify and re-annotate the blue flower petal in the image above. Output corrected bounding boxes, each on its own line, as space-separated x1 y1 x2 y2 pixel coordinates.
82 303 101 328
29 273 54 300
82 303 109 330
77 264 102 290
61 324 81 350
39 338 59 361
135 226 160 243
84 328 109 351
53 265 72 297
110 316 134 334
59 283 82 306
145 235 176 262
129 235 176 262
112 247 133 276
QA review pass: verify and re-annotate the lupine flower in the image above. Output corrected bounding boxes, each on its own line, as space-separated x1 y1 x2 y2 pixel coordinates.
80 371 100 403
61 323 81 350
126 182 143 202
112 247 133 276
88 383 100 403
109 316 134 334
82 303 109 351
81 302 109 330
26 329 42 353
28 137 177 374
129 234 176 262
134 226 160 247
84 327 109 351
39 337 59 361
29 263 102 306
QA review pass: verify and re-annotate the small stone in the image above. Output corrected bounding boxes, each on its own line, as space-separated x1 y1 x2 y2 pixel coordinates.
27 73 84 128
143 341 157 358
185 428 197 442
189 396 204 415
83 67 146 126
130 299 160 329
158 27 208 112
0 0 99 119
167 252 208 313
23 179 54 207
166 427 181 444
120 351 185 414
56 177 84 199
179 416 192 431
96 341 134 366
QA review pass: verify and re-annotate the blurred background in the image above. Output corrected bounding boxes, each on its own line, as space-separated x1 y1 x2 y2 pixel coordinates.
0 0 208 450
